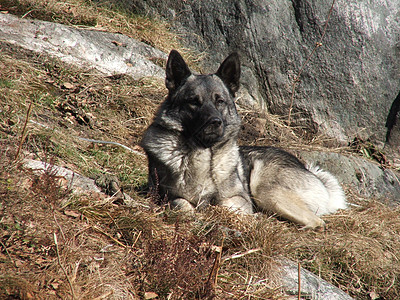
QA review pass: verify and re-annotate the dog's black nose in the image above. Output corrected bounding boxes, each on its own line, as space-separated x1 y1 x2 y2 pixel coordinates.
209 117 223 131
210 117 222 125
203 117 223 136
209 117 221 126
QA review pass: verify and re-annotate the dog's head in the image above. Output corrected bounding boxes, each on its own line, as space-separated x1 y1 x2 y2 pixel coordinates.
160 50 242 148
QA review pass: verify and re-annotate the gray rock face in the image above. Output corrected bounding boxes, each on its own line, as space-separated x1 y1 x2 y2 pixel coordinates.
279 259 354 299
130 0 400 148
0 13 167 79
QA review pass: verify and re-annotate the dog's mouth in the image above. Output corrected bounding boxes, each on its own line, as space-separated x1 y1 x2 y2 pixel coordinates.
193 117 225 148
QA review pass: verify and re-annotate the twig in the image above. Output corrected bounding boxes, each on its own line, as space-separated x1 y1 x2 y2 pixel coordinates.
71 260 81 283
21 9 37 19
132 231 142 248
222 248 261 262
92 225 127 248
15 99 34 161
54 214 66 241
298 261 301 300
77 137 145 157
288 0 336 125
207 235 225 288
54 233 76 300
29 120 145 157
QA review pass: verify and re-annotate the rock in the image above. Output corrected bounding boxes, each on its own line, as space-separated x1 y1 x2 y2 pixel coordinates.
279 258 353 299
299 151 400 205
23 159 102 194
130 0 400 150
23 159 138 206
0 13 167 79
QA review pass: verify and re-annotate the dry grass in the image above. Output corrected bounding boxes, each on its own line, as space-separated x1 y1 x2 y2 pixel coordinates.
238 104 348 155
0 138 285 299
1 2 400 299
281 196 400 299
0 41 161 191
0 37 282 299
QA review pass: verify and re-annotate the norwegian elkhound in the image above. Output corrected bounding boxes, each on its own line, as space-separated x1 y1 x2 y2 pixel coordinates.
141 50 347 229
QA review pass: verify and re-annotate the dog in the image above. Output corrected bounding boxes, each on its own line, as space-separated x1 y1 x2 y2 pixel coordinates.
141 50 347 229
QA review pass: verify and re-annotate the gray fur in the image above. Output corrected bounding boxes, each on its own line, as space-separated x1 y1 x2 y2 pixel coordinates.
141 50 347 229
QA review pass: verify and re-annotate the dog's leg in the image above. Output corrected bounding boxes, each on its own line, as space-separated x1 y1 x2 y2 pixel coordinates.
218 196 254 214
253 190 326 229
171 198 195 214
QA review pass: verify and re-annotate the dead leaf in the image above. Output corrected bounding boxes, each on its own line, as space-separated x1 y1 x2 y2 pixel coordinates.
62 82 75 89
51 282 60 290
64 210 80 218
15 260 24 268
132 145 143 152
369 291 380 300
210 245 222 253
144 292 158 299
0 252 7 260
45 78 55 84
34 256 47 265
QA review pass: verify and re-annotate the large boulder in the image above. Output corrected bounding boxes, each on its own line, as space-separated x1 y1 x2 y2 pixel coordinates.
129 0 400 151
0 13 167 79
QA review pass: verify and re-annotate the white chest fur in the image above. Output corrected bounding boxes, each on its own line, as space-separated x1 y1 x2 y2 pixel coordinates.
175 142 242 206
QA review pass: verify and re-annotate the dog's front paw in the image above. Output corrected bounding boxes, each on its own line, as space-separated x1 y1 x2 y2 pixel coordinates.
218 196 254 214
171 198 195 215
300 218 326 231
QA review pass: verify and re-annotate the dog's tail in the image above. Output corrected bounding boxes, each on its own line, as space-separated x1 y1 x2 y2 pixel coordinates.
307 165 347 214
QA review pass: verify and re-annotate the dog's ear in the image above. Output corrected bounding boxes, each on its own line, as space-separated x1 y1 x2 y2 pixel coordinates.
216 52 241 95
166 50 191 92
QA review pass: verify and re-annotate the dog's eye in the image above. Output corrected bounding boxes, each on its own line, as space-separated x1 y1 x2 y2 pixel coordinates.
215 95 225 106
186 97 201 109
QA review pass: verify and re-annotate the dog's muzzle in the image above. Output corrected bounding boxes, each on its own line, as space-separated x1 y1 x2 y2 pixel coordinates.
203 117 223 136
195 116 225 148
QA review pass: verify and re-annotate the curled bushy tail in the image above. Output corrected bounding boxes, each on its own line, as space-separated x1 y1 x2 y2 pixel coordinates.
307 165 347 213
